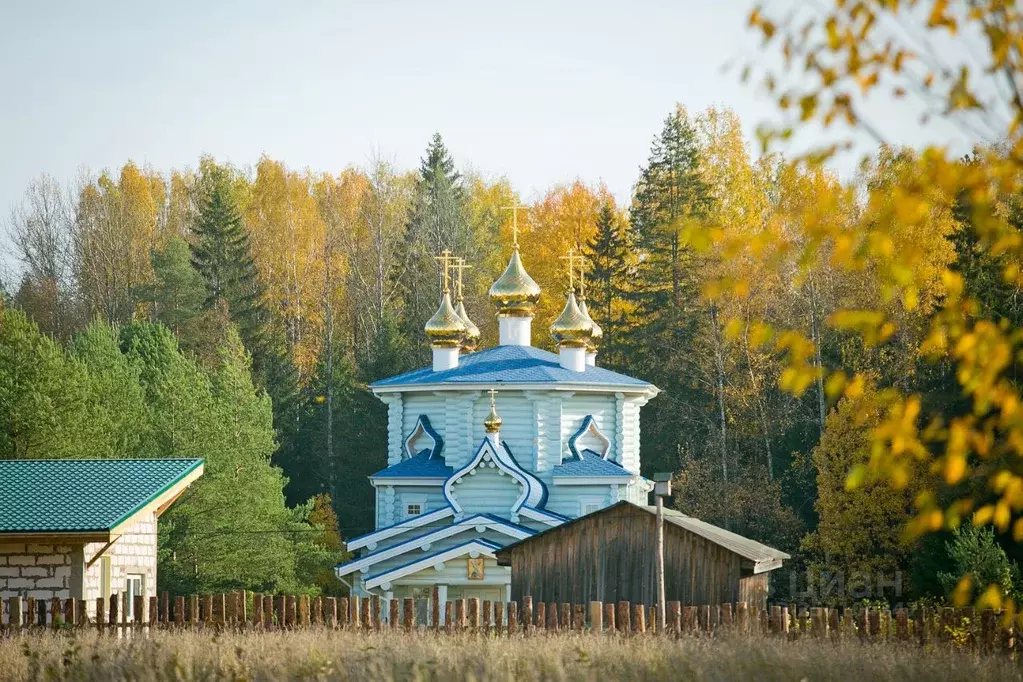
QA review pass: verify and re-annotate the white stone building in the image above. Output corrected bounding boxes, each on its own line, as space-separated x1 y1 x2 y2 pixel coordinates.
0 458 203 613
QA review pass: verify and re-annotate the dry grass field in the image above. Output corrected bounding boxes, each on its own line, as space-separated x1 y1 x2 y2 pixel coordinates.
1 630 1021 681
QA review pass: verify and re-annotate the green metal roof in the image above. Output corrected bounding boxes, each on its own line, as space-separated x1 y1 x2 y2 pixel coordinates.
0 459 203 533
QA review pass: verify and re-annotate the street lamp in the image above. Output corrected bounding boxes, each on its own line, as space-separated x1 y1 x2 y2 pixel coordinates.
653 472 672 634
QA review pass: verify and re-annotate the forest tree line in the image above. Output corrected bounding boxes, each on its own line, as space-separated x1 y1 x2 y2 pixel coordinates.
3 105 1020 605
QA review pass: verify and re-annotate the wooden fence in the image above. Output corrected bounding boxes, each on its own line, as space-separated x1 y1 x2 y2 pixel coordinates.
0 591 1016 654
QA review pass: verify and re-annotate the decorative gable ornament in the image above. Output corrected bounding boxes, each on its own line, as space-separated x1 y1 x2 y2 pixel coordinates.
443 437 547 522
404 415 443 460
567 415 612 461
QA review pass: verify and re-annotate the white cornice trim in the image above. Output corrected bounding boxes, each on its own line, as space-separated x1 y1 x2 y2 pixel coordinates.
373 383 658 397
337 515 532 577
369 478 446 486
552 476 634 485
363 540 501 590
346 507 454 552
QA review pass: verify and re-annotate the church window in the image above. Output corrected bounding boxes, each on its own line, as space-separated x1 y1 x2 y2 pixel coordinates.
403 494 427 519
579 496 605 516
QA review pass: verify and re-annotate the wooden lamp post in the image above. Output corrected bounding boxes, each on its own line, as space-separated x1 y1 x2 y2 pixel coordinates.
653 472 672 634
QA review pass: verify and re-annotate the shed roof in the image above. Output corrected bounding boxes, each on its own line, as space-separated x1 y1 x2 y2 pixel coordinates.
496 501 790 573
370 345 655 391
0 458 204 535
551 452 632 478
369 450 453 480
642 505 791 570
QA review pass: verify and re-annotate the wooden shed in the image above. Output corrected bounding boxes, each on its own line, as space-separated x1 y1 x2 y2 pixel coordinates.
495 501 789 609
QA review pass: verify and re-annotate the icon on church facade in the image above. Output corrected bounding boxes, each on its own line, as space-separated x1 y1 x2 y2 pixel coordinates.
467 556 485 580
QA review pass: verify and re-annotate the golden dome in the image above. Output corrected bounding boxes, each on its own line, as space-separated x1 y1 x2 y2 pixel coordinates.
424 291 466 348
489 247 541 317
550 290 593 348
579 298 603 351
455 298 481 352
484 389 502 433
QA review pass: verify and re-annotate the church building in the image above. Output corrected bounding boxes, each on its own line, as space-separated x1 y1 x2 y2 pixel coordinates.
335 221 659 611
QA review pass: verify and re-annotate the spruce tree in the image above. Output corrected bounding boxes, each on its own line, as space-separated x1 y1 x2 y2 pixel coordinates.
189 167 265 354
395 133 470 362
188 166 301 466
582 201 631 367
627 105 716 475
148 236 205 335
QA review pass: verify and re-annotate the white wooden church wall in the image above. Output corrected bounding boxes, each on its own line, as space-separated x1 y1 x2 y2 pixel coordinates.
469 393 534 470
448 465 523 518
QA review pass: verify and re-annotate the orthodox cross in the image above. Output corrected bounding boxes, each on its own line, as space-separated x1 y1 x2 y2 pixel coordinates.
451 257 471 300
488 387 498 410
575 251 590 299
501 205 530 247
560 247 581 290
434 249 457 292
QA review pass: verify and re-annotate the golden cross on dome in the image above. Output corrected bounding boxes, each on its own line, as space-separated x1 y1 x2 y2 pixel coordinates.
575 250 590 297
488 388 498 409
560 247 581 289
434 249 457 292
452 257 471 299
501 205 530 247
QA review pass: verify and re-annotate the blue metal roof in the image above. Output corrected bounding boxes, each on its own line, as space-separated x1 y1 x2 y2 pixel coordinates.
552 450 631 478
370 450 453 479
370 345 652 389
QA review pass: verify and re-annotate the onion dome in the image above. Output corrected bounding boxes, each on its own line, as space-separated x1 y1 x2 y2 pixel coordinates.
455 298 481 352
489 247 541 317
550 290 593 348
484 390 503 433
578 298 603 352
424 291 466 348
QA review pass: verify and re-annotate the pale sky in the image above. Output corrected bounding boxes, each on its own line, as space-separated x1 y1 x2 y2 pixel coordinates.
0 0 973 280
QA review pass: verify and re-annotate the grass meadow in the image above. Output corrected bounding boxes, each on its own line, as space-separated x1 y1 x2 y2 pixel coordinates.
1 630 1021 681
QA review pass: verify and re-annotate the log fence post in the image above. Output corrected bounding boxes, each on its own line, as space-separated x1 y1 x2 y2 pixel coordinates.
109 593 118 632
590 601 603 632
470 598 480 631
134 595 144 630
10 596 23 631
507 601 518 634
668 601 681 635
632 603 645 634
617 601 630 634
360 596 369 631
325 597 337 628
63 597 76 630
604 601 616 634
338 597 349 629
736 602 748 634
402 597 414 631
522 596 533 633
